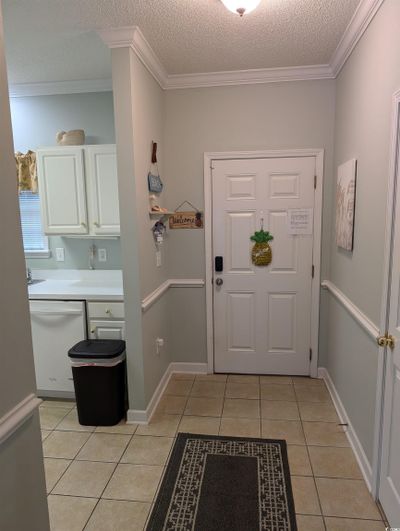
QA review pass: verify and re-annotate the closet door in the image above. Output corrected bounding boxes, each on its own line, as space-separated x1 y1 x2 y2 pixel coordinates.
86 145 120 235
37 148 88 234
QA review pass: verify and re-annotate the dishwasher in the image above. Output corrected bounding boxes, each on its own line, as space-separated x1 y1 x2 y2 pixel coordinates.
29 300 86 397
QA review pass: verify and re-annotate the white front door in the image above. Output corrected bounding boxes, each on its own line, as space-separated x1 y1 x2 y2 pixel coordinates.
212 157 316 375
378 114 400 525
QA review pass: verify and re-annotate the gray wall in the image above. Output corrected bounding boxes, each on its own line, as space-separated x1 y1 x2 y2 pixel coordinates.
324 0 400 467
164 80 336 363
0 5 49 528
9 92 122 270
130 51 170 405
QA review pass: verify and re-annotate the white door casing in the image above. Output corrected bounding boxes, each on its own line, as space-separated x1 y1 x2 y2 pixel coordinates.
212 156 316 375
37 147 88 234
86 145 120 235
377 89 400 525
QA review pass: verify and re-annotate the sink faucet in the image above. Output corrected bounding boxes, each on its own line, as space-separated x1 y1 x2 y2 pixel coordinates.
26 267 32 284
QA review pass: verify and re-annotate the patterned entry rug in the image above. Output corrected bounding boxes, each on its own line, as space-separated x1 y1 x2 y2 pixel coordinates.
146 433 297 531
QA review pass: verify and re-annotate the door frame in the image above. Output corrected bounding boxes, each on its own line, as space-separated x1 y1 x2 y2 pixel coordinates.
372 88 400 499
204 149 325 376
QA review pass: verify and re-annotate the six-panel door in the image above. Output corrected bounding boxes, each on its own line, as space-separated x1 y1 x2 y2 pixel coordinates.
212 157 315 375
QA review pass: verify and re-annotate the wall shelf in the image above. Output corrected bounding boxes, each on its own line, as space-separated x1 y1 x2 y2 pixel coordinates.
149 211 174 219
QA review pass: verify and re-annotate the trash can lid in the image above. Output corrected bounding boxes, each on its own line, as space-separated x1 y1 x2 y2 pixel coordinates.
68 339 126 360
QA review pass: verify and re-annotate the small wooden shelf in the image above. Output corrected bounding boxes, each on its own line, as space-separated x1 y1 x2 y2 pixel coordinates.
149 211 175 219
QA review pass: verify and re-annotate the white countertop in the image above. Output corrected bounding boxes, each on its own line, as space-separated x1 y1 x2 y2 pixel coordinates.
28 270 124 301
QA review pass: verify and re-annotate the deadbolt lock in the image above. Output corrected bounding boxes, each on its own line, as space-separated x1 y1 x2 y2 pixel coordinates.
377 334 396 349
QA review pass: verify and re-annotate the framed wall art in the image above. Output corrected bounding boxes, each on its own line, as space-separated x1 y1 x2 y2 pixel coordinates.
336 158 357 251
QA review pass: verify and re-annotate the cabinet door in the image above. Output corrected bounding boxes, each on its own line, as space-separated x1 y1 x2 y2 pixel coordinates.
37 148 88 234
86 146 120 235
89 319 125 340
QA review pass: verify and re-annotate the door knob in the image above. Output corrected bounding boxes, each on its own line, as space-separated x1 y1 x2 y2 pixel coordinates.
215 278 223 286
377 334 395 349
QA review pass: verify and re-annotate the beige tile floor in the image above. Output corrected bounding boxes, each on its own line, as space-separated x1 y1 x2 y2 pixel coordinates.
40 374 387 531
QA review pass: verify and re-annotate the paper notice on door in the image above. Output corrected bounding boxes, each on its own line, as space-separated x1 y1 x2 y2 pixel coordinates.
287 208 313 235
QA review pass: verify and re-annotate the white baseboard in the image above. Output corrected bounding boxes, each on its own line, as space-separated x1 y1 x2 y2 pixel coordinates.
127 362 208 424
318 367 373 490
170 362 208 374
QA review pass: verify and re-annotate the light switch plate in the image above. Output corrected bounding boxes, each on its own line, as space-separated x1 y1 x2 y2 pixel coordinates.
55 248 65 262
98 248 107 262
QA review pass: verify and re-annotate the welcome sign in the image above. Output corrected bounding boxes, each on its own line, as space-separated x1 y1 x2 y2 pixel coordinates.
169 211 203 229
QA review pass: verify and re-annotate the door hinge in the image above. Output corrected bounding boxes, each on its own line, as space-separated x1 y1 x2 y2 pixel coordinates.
314 175 317 189
309 348 312 361
311 265 315 278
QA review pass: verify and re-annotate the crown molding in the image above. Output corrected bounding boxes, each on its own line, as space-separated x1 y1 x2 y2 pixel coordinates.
165 64 334 90
16 0 383 97
330 0 384 76
9 78 112 97
98 25 168 88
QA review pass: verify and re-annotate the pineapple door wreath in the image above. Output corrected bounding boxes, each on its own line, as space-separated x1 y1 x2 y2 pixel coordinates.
250 225 274 266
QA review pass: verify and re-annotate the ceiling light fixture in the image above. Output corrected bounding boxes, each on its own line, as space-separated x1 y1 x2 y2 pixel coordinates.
221 0 261 17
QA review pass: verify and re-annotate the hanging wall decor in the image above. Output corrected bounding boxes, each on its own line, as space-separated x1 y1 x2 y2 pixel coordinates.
250 223 273 266
336 159 357 251
169 201 203 229
148 141 164 193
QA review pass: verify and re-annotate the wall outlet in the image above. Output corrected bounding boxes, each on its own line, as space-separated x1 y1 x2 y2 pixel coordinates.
156 337 164 356
98 248 107 262
55 248 65 262
156 250 162 267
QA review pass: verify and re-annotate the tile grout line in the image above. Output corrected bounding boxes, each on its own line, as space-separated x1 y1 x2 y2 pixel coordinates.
297 390 328 531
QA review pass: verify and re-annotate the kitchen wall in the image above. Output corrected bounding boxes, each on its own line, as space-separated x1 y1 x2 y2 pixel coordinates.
9 91 122 270
164 80 336 364
323 0 400 469
0 5 49 528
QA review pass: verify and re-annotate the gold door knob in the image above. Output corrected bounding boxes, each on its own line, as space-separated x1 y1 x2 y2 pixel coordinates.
377 334 395 349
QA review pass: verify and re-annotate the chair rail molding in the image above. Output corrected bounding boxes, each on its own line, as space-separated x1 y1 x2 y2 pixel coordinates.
141 278 205 312
321 280 380 340
0 393 42 445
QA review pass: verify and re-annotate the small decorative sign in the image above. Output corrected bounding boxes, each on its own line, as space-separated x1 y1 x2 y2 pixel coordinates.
169 211 203 229
287 208 313 235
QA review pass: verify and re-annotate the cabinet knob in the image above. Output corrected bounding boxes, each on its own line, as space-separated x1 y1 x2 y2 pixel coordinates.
91 327 96 334
81 221 87 227
94 222 100 228
105 309 111 315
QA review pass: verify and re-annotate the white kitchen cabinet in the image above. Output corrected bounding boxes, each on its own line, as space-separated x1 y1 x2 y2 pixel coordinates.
86 146 120 235
37 145 120 236
87 301 125 340
37 147 88 234
89 319 125 340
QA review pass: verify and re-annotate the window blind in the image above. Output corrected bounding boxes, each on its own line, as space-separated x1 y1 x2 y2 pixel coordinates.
19 191 48 251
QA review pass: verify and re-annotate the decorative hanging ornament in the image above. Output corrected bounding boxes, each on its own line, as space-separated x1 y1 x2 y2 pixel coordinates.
250 227 273 266
221 0 261 17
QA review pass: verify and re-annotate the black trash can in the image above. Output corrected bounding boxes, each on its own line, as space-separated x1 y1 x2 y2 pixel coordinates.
68 339 127 426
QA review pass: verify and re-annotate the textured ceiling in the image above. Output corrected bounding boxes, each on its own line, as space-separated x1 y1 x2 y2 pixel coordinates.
2 0 360 84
